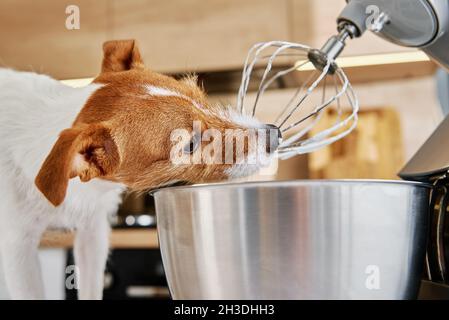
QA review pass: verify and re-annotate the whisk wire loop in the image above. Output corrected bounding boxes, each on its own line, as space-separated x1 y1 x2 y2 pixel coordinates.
237 41 359 159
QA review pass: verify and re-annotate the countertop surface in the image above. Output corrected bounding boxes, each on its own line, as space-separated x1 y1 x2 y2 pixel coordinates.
40 228 159 249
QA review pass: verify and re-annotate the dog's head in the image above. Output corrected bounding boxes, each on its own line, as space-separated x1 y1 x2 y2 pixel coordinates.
35 40 280 206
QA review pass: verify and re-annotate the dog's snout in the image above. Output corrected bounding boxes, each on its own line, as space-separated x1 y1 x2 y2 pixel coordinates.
265 124 282 153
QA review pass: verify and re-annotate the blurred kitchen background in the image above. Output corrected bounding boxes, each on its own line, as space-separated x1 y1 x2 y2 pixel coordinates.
0 0 447 299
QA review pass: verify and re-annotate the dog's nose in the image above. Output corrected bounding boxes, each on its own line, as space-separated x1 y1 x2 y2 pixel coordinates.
265 124 282 153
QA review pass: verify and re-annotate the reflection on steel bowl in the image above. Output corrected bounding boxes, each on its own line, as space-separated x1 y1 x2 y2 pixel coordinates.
153 180 431 299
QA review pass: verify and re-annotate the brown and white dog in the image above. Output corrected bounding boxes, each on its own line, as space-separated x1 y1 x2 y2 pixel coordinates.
0 40 278 299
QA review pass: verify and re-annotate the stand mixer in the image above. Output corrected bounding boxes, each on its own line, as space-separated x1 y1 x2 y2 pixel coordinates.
315 0 449 297
261 0 449 294
315 0 449 72
154 0 449 299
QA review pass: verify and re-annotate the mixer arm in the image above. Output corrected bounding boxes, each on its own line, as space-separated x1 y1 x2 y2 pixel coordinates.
313 0 449 72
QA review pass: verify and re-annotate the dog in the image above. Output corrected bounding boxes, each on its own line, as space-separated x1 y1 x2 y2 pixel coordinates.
0 40 279 299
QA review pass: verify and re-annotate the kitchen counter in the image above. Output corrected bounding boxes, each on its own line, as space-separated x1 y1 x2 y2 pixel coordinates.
40 228 159 249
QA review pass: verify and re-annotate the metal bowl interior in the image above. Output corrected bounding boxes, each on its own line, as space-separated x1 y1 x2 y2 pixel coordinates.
153 180 431 299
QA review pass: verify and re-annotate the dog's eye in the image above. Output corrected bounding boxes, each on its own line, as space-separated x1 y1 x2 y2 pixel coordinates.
183 132 201 154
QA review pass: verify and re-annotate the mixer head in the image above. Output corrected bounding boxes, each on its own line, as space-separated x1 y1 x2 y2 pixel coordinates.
237 41 359 159
333 0 449 70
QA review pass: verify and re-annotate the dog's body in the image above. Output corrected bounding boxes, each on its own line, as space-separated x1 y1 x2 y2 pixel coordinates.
0 40 278 299
0 68 124 299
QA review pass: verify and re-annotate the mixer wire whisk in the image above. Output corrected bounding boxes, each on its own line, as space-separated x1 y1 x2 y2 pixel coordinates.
237 41 359 159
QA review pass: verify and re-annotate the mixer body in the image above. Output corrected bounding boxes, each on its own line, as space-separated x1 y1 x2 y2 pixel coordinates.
324 0 449 71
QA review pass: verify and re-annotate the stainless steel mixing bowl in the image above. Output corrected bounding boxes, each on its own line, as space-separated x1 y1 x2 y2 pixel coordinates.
153 180 431 299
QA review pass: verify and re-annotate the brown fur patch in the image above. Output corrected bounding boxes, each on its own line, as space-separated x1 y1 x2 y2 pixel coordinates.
35 124 120 206
102 40 144 73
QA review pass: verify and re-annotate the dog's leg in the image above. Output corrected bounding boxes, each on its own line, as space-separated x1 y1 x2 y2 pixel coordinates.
73 212 110 300
1 228 45 299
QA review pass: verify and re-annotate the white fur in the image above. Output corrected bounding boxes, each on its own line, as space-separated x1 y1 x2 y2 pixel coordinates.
145 85 203 110
224 142 274 179
227 107 264 129
0 69 125 299
146 85 180 97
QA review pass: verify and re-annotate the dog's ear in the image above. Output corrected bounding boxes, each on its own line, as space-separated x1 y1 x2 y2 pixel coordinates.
35 124 120 206
101 39 144 73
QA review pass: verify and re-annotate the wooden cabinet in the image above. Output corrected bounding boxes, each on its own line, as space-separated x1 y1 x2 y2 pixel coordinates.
308 108 404 180
0 0 418 79
0 0 109 79
0 0 289 79
110 0 289 73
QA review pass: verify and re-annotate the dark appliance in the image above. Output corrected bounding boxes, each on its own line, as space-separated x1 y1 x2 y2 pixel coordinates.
400 114 449 298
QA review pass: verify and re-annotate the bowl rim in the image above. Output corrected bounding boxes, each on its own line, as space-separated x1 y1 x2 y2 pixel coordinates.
151 179 433 195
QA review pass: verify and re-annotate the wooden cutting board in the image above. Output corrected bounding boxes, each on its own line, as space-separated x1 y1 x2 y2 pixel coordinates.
308 107 404 180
